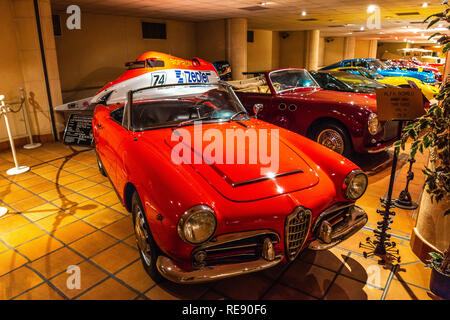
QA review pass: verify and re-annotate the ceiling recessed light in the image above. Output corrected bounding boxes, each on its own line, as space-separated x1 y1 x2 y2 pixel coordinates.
360 26 365 31
422 2 428 7
302 11 307 16
367 4 378 13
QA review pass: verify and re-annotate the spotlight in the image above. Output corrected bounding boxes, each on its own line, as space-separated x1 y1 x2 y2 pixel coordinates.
302 11 307 16
422 2 428 7
360 26 365 31
367 4 378 13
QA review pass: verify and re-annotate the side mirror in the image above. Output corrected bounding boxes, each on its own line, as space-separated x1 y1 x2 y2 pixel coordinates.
253 104 263 118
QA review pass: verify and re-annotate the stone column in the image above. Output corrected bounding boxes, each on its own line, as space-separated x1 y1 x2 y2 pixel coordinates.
368 39 378 58
343 36 356 60
226 18 247 80
305 30 320 71
13 0 64 141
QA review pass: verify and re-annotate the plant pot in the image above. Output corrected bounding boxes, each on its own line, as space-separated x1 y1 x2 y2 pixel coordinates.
429 266 450 300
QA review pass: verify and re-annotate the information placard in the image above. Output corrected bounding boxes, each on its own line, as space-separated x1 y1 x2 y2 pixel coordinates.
376 88 425 121
63 114 93 146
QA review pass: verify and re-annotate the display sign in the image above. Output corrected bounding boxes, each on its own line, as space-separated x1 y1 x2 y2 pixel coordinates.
376 88 425 121
63 114 93 146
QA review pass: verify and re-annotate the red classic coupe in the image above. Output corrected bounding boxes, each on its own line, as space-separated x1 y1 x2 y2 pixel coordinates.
93 82 368 283
231 68 399 159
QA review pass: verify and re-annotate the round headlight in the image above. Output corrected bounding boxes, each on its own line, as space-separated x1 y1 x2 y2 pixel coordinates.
343 170 368 200
177 205 217 245
368 113 379 135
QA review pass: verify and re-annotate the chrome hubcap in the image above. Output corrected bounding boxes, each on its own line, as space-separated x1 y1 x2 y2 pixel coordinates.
317 129 344 154
134 208 152 265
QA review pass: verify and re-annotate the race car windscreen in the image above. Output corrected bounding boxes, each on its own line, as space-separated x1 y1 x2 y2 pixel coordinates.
130 84 248 131
269 69 319 93
309 72 353 92
330 71 388 93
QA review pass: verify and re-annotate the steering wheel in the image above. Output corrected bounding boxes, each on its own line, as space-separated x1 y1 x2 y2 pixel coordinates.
272 82 282 92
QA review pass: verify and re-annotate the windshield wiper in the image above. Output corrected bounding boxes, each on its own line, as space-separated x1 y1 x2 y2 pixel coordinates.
228 110 249 122
177 115 214 127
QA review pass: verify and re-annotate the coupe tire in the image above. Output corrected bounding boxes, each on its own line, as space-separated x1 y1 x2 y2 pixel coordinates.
131 191 163 282
96 154 107 177
311 122 353 159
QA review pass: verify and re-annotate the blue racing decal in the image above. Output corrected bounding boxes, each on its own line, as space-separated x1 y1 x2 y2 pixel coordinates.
175 70 212 84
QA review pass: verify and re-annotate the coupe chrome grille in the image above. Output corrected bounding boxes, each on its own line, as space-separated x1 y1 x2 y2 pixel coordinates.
382 121 399 141
285 207 312 260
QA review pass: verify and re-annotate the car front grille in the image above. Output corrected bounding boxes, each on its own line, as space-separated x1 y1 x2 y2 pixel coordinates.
285 207 312 260
382 121 400 141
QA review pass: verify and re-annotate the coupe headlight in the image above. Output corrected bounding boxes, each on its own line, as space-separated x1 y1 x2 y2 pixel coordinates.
343 170 368 200
368 113 379 135
177 205 217 244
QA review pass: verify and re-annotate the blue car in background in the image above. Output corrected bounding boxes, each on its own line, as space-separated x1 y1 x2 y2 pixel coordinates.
321 58 436 83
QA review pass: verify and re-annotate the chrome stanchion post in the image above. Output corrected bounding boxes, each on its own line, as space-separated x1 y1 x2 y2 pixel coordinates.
21 88 41 149
0 95 30 175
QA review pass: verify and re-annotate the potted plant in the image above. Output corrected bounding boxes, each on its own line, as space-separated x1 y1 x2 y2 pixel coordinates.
395 1 450 299
426 250 450 299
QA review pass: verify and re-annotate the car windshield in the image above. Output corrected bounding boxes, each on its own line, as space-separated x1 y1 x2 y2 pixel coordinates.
367 59 390 70
358 67 384 80
310 72 353 92
331 71 388 93
128 84 248 131
269 69 319 93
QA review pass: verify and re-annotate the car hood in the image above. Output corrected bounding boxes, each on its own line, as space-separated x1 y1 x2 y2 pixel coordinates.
160 121 320 202
279 88 378 114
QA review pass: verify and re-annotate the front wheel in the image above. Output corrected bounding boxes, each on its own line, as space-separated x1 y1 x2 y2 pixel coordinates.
310 123 353 159
132 191 163 282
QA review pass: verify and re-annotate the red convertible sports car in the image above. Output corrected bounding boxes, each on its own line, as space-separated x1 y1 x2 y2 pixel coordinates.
230 68 399 159
93 82 368 283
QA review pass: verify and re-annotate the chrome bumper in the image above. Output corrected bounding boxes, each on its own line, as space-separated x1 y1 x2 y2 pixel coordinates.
309 205 368 251
156 255 283 284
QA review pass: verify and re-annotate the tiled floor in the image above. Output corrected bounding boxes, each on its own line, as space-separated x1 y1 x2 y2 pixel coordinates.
0 142 437 300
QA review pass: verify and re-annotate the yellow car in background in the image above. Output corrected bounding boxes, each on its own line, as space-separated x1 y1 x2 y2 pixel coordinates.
330 66 439 102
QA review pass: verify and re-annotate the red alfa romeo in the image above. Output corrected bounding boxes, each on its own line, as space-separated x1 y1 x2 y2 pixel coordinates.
92 82 368 283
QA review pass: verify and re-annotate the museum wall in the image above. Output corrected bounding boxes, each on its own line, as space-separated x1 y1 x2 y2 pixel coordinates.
195 20 227 62
54 12 197 102
0 0 62 145
247 30 274 72
377 42 405 59
278 31 307 68
322 37 345 66
355 40 372 58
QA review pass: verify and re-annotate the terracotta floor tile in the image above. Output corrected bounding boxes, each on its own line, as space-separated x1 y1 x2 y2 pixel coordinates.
52 220 96 244
69 231 118 258
260 261 289 280
80 184 111 199
17 176 49 189
0 250 29 276
94 191 120 206
298 247 349 272
2 188 34 204
0 214 30 234
51 193 90 211
87 174 109 184
83 208 124 229
384 279 432 300
123 235 138 249
14 283 64 300
15 234 64 261
68 200 105 219
110 203 129 215
146 282 209 300
65 179 98 192
54 174 85 186
29 247 84 279
394 262 431 289
280 260 336 299
102 217 133 240
11 195 47 212
324 275 383 300
214 273 274 300
50 260 109 299
35 212 78 233
0 241 8 253
76 168 101 179
263 283 316 300
76 278 137 300
115 260 155 292
340 253 392 288
0 223 46 247
336 231 369 253
21 202 61 222
0 266 43 300
199 290 228 300
39 187 73 202
28 181 58 194
91 242 139 274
